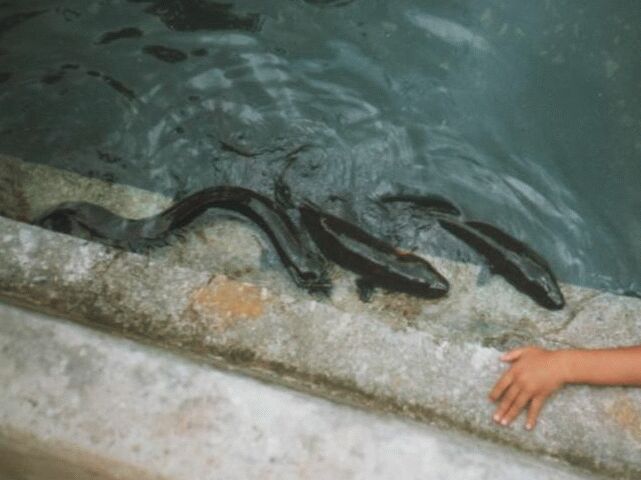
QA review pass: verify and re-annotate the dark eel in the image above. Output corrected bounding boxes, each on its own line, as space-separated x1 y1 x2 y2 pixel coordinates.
437 217 565 310
378 193 462 217
34 187 331 294
299 201 449 300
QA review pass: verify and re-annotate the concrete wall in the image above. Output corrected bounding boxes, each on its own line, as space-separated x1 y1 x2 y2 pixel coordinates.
2 154 640 477
1 302 598 480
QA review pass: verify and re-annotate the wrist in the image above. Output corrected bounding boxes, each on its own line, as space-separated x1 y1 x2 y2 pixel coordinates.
552 349 577 384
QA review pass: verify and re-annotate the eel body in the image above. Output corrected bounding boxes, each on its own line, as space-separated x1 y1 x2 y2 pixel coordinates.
437 217 565 310
34 183 563 308
34 186 331 294
299 201 449 300
378 193 462 217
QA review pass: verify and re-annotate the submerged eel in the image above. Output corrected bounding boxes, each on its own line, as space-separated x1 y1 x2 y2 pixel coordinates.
299 201 449 300
34 186 331 294
378 193 462 217
437 217 565 310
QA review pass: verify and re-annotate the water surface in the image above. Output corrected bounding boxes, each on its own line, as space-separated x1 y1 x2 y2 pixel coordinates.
0 0 639 296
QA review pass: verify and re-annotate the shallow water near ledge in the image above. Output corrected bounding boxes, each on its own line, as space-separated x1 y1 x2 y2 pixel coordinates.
0 0 639 296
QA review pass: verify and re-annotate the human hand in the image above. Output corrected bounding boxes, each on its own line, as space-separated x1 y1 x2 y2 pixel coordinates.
489 346 568 430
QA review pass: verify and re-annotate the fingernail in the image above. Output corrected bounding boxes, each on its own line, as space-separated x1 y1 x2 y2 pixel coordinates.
525 423 532 430
493 414 500 422
501 419 508 426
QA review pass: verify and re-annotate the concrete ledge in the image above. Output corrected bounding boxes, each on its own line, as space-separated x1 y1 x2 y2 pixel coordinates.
2 154 641 478
0 302 598 480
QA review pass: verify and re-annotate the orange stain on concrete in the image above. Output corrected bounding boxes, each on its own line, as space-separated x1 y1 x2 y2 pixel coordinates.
190 275 267 330
606 394 641 441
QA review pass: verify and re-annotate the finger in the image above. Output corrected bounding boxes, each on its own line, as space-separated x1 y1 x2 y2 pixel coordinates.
500 347 527 362
502 392 530 426
526 397 545 431
494 384 520 423
489 371 513 401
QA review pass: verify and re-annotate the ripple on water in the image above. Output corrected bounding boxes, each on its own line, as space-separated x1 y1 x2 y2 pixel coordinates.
0 0 639 296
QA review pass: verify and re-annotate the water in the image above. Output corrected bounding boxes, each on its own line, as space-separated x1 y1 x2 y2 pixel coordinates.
0 0 639 296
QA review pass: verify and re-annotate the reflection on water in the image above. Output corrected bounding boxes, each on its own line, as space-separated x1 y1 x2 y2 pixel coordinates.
0 0 639 296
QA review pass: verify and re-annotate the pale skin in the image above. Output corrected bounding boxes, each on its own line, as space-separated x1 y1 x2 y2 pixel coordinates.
489 345 641 430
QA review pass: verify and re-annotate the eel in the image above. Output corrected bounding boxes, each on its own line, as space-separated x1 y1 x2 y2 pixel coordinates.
378 193 462 217
437 217 565 310
34 186 331 294
299 201 450 300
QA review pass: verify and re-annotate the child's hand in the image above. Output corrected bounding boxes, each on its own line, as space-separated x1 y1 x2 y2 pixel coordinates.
489 346 568 430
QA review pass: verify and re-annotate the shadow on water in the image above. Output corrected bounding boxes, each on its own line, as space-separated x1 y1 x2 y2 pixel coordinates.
95 27 143 45
127 0 262 32
302 0 357 7
0 10 46 38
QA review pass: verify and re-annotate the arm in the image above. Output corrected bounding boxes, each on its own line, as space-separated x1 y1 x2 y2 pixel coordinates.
489 346 641 430
562 346 641 385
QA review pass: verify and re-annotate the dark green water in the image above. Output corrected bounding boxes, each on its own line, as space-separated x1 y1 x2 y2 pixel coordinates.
0 0 639 296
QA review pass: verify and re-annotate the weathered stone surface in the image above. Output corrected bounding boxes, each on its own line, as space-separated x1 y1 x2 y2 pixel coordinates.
2 154 641 477
0 303 599 480
0 155 171 221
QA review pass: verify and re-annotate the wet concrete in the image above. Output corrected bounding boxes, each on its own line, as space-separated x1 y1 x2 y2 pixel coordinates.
1 154 640 478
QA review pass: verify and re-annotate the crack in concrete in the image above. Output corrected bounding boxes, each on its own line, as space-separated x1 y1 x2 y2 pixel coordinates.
88 248 124 278
541 291 603 338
